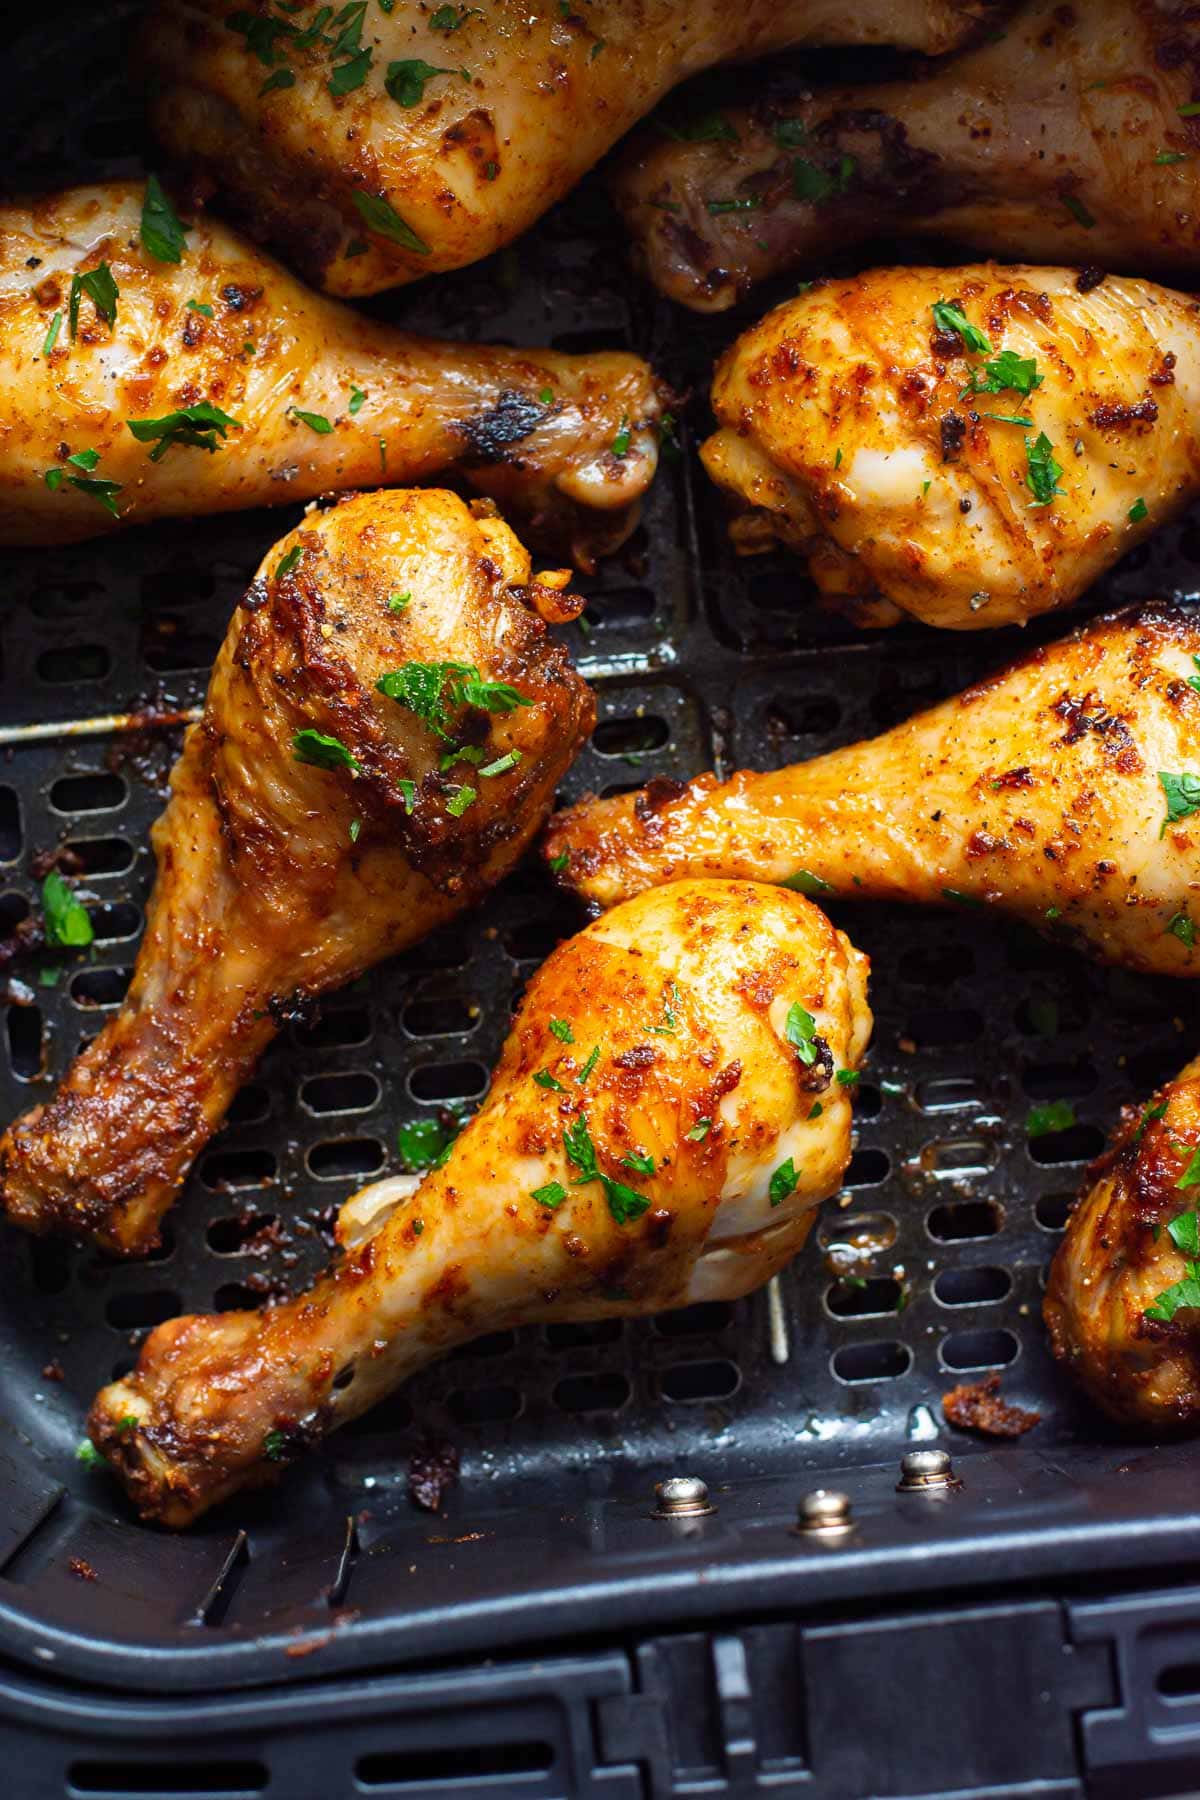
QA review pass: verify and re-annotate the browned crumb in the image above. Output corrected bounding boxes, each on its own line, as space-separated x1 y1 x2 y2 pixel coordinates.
943 1373 1040 1438
68 1557 98 1582
41 1360 64 1382
408 1439 460 1512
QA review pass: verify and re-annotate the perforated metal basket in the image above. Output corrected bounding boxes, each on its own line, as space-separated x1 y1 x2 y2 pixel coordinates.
5 8 1200 1798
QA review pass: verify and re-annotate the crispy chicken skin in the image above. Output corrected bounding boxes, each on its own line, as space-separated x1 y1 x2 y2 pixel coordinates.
546 601 1200 977
1045 1055 1200 1428
617 0 1200 312
701 265 1200 630
0 183 660 558
0 490 593 1257
90 878 871 1526
138 1 1001 299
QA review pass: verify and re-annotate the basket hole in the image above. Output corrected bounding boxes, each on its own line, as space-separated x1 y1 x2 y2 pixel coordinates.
819 1210 898 1255
1016 992 1088 1037
6 1006 44 1079
586 586 656 629
544 1319 623 1348
922 1137 996 1178
214 1282 268 1313
89 902 141 944
903 1007 984 1049
28 1237 71 1295
36 644 110 683
402 996 477 1038
1022 1057 1098 1100
940 1327 1019 1370
200 1148 277 1190
49 772 126 814
340 1392 413 1437
66 836 134 875
206 1213 279 1255
659 1358 741 1402
898 945 977 987
592 714 670 758
69 965 129 1008
306 1137 385 1180
831 1340 911 1384
927 1199 1003 1242
1035 1192 1074 1232
766 694 840 739
299 1071 380 1115
655 1301 734 1337
447 1385 522 1425
408 1060 489 1102
68 1759 268 1795
395 925 472 971
0 787 21 862
1028 1122 1105 1166
916 1076 984 1112
0 892 27 935
141 615 221 673
826 1276 902 1318
843 1147 889 1188
227 1083 270 1126
105 1289 181 1330
1157 1662 1200 1699
292 1004 371 1049
1121 1041 1187 1094
450 1330 516 1359
356 1744 552 1789
553 1371 631 1413
933 1266 1012 1307
140 567 217 607
504 919 565 962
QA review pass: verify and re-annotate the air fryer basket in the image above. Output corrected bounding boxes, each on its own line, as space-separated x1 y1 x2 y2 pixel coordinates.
4 0 1200 1769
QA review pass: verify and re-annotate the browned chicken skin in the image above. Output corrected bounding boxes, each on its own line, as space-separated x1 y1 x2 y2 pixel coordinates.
0 184 660 559
0 489 593 1257
617 0 1200 312
88 878 871 1526
139 0 1002 299
1046 1055 1200 1428
546 601 1200 977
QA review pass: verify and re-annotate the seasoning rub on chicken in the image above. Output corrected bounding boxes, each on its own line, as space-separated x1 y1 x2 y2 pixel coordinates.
89 878 871 1525
699 264 1200 630
0 183 661 559
547 601 1200 978
0 489 593 1257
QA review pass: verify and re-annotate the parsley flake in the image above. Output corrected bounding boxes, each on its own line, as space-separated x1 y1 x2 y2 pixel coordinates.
532 1180 567 1209
351 189 431 255
186 299 214 317
42 869 93 948
621 1150 655 1175
577 1044 600 1084
687 1118 712 1141
769 1157 798 1207
445 783 476 817
932 301 992 354
76 1439 104 1469
549 1018 574 1043
376 660 529 741
784 1000 819 1066
781 868 835 896
68 262 118 338
1128 496 1148 522
293 728 361 775
960 348 1042 400
1025 431 1065 507
1156 150 1190 164
479 749 522 777
611 415 631 457
387 592 411 614
329 47 372 95
127 401 242 461
288 405 334 435
1167 910 1196 949
263 1429 287 1461
1027 1099 1076 1138
386 57 452 105
659 110 738 144
349 386 367 414
41 310 62 356
534 1069 566 1093
397 778 416 814
140 175 187 264
563 1113 650 1223
1062 194 1095 228
397 1113 461 1171
1159 770 1200 834
549 851 568 874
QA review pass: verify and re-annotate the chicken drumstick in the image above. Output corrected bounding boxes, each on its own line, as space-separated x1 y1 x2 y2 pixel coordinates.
700 264 1200 631
138 0 1000 299
2 184 660 559
617 0 1200 311
546 601 1200 978
89 878 871 1526
0 489 593 1257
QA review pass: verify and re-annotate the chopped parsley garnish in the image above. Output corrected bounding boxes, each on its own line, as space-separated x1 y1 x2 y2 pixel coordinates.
42 310 62 356
76 1439 104 1469
288 405 334 434
611 415 631 457
1188 655 1200 697
687 1118 712 1141
659 110 738 144
263 1429 287 1461
533 1069 566 1093
1159 770 1200 834
1145 1214 1200 1322
479 749 522 777
549 1018 574 1043
769 1157 798 1207
538 386 554 405
43 451 122 517
397 778 416 814
260 67 295 96
275 544 303 581
1179 102 1200 116
532 1180 567 1209
349 386 367 414
1156 150 1190 164
352 189 431 255
621 1150 656 1175
386 57 452 104
808 1101 823 1119
140 175 187 264
577 1044 600 1084
445 784 476 817
1177 1162 1200 1200
648 979 680 1036
548 851 569 874
1027 1099 1076 1138
1128 496 1148 522
707 194 763 214
68 262 118 337
784 1000 819 1066
127 401 242 461
293 728 361 774
1167 910 1196 948
329 46 371 94
960 348 1042 399
1062 194 1095 228
42 869 93 948
836 1069 860 1086
411 1218 425 1236
562 1112 650 1225
792 154 855 203
349 818 361 843
986 412 1033 427
1132 1100 1168 1146
781 868 835 896
186 299 214 317
397 1112 461 1171
387 592 411 613
931 301 992 355
430 3 479 26
376 660 530 740
773 118 808 147
1024 431 1065 507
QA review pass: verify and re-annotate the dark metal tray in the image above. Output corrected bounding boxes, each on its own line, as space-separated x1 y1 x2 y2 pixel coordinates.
3 6 1200 1796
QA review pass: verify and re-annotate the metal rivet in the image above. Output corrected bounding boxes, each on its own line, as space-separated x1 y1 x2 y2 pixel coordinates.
796 1488 853 1535
652 1475 715 1519
897 1447 955 1492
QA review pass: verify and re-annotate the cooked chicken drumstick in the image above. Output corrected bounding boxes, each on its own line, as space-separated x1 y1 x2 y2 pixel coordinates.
1045 1054 1200 1429
139 0 999 300
89 878 871 1526
618 0 1200 312
547 601 1200 978
0 184 660 558
0 489 593 1257
701 264 1200 631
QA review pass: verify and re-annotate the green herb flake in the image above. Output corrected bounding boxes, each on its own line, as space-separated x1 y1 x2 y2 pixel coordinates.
792 152 855 204
76 1439 104 1469
549 1018 574 1044
836 1069 860 1087
808 1100 823 1119
687 1118 712 1141
186 299 214 318
293 727 362 775
960 348 1042 399
621 1150 656 1175
127 401 242 461
1158 770 1200 834
349 818 361 844
985 411 1034 427
329 46 372 95
288 405 334 435
1062 194 1095 228
263 1428 287 1461
563 1112 650 1224
577 1044 600 1084
1179 102 1200 116
1132 1100 1169 1146
532 1180 567 1209
1156 150 1189 164
260 66 296 96
397 778 416 814
1188 654 1200 696
549 851 569 874
42 869 93 949
385 57 451 104
397 1114 458 1171
1128 496 1148 522
1025 431 1065 508
707 194 763 214
430 3 479 27
1167 910 1196 949
781 869 835 895
533 1069 566 1093
140 174 188 264
784 1000 819 1066
659 110 738 144
41 310 62 356
275 544 303 581
68 262 119 339
1145 1265 1200 1322
931 300 992 354
376 659 530 741
479 749 522 778
538 386 554 405
1027 1099 1076 1138
351 189 431 255
648 979 680 1037
349 386 367 414
38 964 62 988
611 415 631 457
445 783 476 818
773 118 808 147
387 591 411 613
769 1157 798 1207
